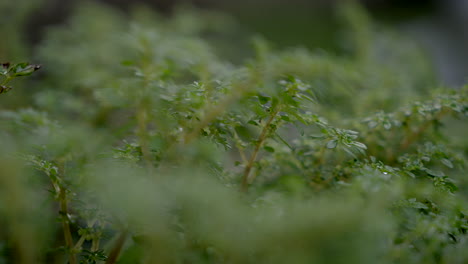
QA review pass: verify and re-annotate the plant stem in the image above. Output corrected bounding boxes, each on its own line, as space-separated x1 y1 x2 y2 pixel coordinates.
105 230 128 264
181 67 264 145
183 85 247 144
233 130 248 164
59 188 77 264
0 76 11 86
73 235 86 251
399 109 448 151
315 146 326 166
137 104 153 171
91 238 100 252
240 107 280 192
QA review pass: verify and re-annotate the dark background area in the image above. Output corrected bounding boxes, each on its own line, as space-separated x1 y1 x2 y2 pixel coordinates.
14 0 468 86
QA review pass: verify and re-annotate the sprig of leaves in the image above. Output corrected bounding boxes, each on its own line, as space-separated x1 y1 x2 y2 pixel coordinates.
0 62 41 94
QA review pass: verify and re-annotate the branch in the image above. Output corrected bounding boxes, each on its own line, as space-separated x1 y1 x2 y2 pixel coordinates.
105 230 128 264
183 85 247 145
59 188 77 264
240 107 280 192
399 109 448 151
136 104 153 172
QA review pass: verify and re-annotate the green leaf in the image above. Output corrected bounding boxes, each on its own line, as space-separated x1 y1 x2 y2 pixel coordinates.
257 94 270 104
247 120 259 126
407 198 429 209
280 115 290 122
433 177 458 193
264 146 275 153
441 158 453 168
425 168 444 177
345 130 359 135
326 139 338 149
367 121 378 128
309 134 325 139
351 141 367 150
9 62 41 77
405 171 416 178
383 122 391 130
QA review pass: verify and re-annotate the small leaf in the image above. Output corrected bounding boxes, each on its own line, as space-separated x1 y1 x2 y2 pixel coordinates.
10 63 41 77
434 177 458 193
409 201 429 209
309 134 325 139
425 168 444 177
247 120 259 126
345 130 359 135
326 139 338 149
368 121 378 129
258 94 270 104
441 158 453 168
264 146 275 153
421 156 431 162
405 171 416 178
383 122 392 130
351 141 367 149
442 180 458 193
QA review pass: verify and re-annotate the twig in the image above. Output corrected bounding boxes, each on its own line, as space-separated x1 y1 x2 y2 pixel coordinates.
136 104 154 173
183 84 248 145
59 188 77 264
233 130 248 164
399 109 448 151
240 107 280 192
105 230 128 264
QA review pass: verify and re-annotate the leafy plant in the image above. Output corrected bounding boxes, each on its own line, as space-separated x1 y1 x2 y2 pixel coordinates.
0 2 467 264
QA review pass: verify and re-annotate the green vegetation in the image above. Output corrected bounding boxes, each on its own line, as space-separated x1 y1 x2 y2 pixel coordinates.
0 2 467 264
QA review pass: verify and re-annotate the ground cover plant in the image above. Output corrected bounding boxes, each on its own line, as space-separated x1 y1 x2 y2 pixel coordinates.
0 2 467 264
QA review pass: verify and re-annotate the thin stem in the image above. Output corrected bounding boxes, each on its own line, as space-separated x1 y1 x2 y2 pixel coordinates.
274 132 292 150
105 230 128 264
91 238 100 252
0 77 12 94
137 104 153 172
183 85 247 145
233 130 248 164
0 76 11 86
59 188 77 264
315 146 326 166
73 235 86 251
399 109 448 151
274 132 305 170
240 107 281 192
74 218 98 251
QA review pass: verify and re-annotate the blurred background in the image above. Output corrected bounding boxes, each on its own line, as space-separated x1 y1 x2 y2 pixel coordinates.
2 0 468 86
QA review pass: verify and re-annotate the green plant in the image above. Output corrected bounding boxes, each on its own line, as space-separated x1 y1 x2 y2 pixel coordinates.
0 62 41 94
0 2 467 264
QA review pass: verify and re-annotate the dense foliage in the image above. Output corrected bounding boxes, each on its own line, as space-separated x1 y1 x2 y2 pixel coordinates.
1 2 467 264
